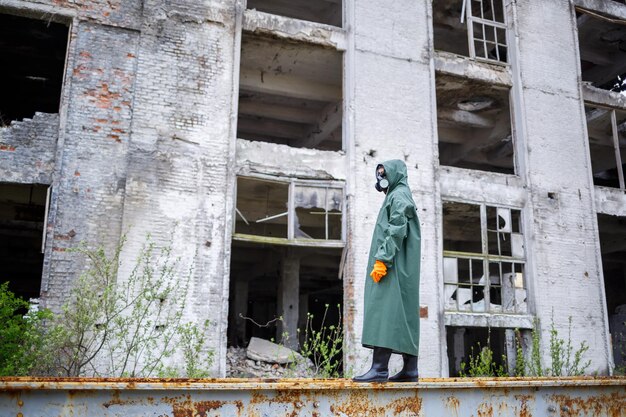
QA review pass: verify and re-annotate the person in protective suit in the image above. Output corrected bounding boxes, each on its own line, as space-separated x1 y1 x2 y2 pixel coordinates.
353 159 421 383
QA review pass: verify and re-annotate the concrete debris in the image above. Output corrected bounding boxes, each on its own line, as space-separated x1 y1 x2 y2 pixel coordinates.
246 336 303 364
226 345 314 378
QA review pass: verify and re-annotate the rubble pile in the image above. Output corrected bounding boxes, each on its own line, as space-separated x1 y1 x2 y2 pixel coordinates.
226 337 314 378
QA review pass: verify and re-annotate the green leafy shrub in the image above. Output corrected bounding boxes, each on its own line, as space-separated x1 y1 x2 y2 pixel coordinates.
39 234 214 377
0 282 51 376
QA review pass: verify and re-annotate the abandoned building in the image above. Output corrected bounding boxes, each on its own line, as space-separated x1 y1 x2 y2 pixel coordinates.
1 0 625 377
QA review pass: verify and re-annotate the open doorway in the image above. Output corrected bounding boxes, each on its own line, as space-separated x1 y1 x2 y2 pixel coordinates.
0 183 48 300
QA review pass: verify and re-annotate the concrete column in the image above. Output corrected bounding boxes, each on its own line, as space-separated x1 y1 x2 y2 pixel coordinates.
234 280 249 346
512 0 611 374
453 328 466 374
278 252 300 350
345 0 440 376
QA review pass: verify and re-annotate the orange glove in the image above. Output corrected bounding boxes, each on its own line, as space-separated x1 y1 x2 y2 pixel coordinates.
370 260 387 283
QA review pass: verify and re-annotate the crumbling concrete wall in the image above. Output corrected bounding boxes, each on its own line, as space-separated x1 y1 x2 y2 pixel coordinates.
116 1 239 376
513 0 611 373
0 112 59 184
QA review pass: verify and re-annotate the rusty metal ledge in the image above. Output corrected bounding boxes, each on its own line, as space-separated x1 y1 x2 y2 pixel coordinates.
1 376 626 390
1 377 625 416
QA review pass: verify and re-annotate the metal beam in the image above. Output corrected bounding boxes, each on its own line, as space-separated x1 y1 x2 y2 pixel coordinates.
1 378 625 416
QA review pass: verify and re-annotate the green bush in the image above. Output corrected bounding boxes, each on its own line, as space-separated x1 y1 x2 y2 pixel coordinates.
0 282 51 376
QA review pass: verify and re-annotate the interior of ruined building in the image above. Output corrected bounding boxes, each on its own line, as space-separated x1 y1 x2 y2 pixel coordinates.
436 74 514 174
237 34 343 151
227 242 343 345
443 201 527 314
577 10 626 93
247 0 342 27
585 106 626 188
0 13 68 126
228 177 343 351
0 183 48 301
446 326 507 376
598 214 626 368
433 0 508 63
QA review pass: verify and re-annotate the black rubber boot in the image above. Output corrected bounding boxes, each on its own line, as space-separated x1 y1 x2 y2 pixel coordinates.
352 347 392 383
388 354 419 382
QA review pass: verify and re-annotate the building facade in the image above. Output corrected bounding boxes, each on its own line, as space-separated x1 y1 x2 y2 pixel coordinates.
0 0 625 376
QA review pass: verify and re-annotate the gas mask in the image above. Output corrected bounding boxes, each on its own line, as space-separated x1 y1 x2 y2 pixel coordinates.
375 165 389 193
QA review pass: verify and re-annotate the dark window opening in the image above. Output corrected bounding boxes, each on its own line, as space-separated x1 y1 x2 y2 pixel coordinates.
584 105 626 190
0 13 68 126
446 326 508 377
437 73 515 174
433 0 508 64
238 34 343 151
576 9 626 93
247 0 342 27
598 214 626 372
227 241 343 376
0 183 47 300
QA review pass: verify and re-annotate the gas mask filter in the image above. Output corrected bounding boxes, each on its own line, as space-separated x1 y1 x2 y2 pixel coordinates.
375 166 389 192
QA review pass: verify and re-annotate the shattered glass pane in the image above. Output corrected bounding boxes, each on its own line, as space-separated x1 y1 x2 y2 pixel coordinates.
293 186 343 240
497 207 511 232
501 263 515 312
511 233 524 258
457 285 472 312
445 284 457 310
444 257 458 284
516 288 528 313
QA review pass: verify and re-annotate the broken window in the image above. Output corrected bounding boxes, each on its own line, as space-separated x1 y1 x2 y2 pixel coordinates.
247 0 342 27
437 73 515 174
598 214 626 372
234 176 344 243
446 326 526 376
0 13 69 126
433 0 508 64
443 201 527 314
576 7 626 93
237 34 343 151
0 183 48 300
585 105 626 190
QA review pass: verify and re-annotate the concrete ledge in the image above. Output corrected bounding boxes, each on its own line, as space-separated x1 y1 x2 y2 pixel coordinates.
594 186 626 216
583 84 626 110
445 312 535 329
434 51 512 87
243 9 347 51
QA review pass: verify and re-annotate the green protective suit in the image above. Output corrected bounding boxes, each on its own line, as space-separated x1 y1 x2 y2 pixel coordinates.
361 159 421 356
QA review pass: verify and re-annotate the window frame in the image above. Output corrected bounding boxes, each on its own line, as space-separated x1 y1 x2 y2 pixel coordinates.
584 103 626 191
233 175 346 248
465 0 509 65
443 200 527 315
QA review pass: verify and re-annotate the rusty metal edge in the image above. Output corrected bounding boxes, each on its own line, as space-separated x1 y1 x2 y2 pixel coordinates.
1 377 626 391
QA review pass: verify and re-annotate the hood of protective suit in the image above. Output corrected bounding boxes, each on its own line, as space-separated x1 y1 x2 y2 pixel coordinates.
379 159 409 193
